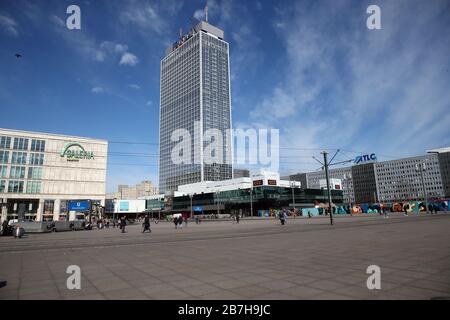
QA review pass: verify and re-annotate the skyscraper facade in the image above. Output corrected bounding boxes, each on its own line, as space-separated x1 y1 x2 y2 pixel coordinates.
159 21 233 193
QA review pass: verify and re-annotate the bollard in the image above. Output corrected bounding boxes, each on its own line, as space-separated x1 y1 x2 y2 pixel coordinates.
13 226 25 238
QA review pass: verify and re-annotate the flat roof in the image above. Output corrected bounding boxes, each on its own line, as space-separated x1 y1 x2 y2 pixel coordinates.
0 127 108 144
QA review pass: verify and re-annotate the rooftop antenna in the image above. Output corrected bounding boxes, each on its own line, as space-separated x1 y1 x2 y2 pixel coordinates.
205 3 208 22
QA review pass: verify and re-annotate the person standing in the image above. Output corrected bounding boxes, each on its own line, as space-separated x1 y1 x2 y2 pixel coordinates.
236 213 240 224
120 216 127 233
280 210 286 225
174 216 178 229
142 215 151 233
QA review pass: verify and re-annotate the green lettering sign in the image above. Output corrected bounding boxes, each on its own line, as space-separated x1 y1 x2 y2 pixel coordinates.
60 143 94 161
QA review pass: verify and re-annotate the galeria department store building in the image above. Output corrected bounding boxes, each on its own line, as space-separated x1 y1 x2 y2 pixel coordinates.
0 128 108 222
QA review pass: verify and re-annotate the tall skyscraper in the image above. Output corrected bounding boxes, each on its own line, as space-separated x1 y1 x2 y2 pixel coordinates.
159 20 233 193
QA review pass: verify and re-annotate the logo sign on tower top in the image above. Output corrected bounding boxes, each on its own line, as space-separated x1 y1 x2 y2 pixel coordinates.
354 153 377 165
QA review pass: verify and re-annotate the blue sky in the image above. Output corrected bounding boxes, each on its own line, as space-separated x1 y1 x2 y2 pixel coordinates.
1 0 449 192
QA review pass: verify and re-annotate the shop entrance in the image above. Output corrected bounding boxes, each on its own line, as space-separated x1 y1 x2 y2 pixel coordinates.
6 199 39 221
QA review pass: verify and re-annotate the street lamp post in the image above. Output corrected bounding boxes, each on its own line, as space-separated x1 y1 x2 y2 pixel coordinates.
416 162 429 214
250 184 253 218
323 151 334 225
189 193 193 220
290 180 296 214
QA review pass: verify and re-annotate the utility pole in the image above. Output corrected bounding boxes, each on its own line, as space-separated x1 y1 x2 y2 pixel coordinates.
313 149 342 225
322 151 334 225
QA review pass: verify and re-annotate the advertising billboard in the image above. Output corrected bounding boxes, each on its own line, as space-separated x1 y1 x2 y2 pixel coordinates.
68 200 90 211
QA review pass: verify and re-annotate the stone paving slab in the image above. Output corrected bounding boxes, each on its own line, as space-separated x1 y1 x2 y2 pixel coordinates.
0 214 449 300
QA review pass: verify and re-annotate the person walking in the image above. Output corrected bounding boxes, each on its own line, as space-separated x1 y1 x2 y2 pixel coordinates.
174 216 178 229
120 216 127 233
236 213 240 224
2 220 9 236
142 215 151 233
307 210 312 219
178 216 183 229
403 205 408 216
383 206 389 219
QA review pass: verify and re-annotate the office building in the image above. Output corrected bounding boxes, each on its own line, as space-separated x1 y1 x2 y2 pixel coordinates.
0 128 107 222
159 19 233 193
107 180 158 200
286 148 449 204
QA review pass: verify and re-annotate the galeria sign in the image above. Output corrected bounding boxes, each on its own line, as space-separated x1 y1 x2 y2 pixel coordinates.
61 143 94 161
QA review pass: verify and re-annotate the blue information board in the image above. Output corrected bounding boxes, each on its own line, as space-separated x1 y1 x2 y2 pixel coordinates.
68 200 90 211
193 206 203 212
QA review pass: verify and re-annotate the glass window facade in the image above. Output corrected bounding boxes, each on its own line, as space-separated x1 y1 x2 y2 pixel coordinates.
8 180 24 193
0 136 11 149
31 139 45 152
13 137 29 150
11 152 27 164
0 150 9 164
0 165 7 178
26 181 41 194
29 153 44 165
0 180 5 192
9 166 26 179
27 167 43 180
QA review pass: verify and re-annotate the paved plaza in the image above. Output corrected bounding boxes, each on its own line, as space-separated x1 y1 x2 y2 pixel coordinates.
0 213 450 300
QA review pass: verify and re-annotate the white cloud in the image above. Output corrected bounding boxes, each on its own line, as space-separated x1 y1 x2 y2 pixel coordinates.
50 15 65 28
146 100 153 106
251 0 450 173
0 13 19 37
194 9 204 21
119 52 139 66
100 41 128 54
91 87 106 94
128 84 141 90
119 0 182 37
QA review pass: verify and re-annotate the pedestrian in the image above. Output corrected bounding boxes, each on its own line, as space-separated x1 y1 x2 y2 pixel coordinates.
2 220 9 236
142 215 151 233
120 216 126 233
178 216 183 229
236 213 240 224
308 210 312 218
174 216 178 229
280 210 286 225
383 206 389 219
403 205 408 216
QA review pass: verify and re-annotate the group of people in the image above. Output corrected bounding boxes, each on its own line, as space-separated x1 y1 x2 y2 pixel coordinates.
173 216 187 229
